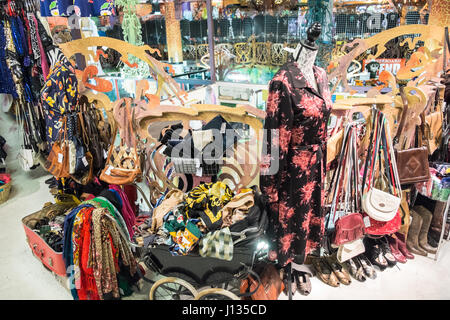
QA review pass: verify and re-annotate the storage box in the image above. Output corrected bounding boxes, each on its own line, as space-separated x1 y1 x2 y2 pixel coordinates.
22 210 67 277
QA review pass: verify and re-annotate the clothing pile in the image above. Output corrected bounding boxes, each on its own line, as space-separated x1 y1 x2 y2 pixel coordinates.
139 182 265 261
416 163 450 202
63 185 140 300
157 115 240 176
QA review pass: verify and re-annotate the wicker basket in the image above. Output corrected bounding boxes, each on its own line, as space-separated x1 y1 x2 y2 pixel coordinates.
0 173 11 204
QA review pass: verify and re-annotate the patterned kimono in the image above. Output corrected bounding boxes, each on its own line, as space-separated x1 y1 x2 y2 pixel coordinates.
260 61 332 267
41 57 78 143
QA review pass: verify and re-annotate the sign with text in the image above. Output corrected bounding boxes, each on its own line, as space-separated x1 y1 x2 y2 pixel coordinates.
363 59 406 78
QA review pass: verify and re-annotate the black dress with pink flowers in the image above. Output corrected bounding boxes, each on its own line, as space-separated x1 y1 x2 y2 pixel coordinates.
260 61 332 267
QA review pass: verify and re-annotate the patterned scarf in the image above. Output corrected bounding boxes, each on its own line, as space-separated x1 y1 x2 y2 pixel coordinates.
91 208 137 300
0 21 17 97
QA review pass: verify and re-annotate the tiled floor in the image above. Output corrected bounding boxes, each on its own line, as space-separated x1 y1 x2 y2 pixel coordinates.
1 113 450 300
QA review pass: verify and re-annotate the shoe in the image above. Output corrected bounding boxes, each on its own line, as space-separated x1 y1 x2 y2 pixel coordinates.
312 258 340 287
294 271 311 296
326 257 351 285
358 254 377 279
387 235 407 263
395 233 414 259
45 177 55 185
407 210 428 256
428 230 440 248
364 237 388 271
378 237 397 267
280 268 297 297
414 206 438 254
345 257 366 282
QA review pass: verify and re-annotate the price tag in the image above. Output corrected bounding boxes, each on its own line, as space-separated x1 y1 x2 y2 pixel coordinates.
103 149 108 159
194 158 201 168
363 216 371 228
58 153 63 163
82 156 88 167
220 122 226 134
195 167 203 177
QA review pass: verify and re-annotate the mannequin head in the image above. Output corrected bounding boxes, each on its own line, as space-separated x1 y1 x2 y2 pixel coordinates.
293 23 322 70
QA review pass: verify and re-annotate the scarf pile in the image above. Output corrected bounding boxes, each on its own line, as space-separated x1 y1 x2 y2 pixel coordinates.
63 199 137 300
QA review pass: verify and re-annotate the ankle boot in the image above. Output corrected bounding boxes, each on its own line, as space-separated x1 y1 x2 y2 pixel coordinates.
406 210 428 256
414 206 437 254
395 232 414 259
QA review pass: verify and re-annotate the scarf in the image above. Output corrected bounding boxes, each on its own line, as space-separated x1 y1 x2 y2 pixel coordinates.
78 207 100 300
0 21 17 97
109 185 136 238
91 208 137 300
63 204 94 300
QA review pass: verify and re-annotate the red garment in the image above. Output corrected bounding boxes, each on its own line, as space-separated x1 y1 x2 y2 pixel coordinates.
78 207 100 300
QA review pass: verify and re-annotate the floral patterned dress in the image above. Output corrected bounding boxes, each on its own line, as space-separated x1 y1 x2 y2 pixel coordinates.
260 61 332 267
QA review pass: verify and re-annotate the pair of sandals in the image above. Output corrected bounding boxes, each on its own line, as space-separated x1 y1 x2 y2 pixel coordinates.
312 256 351 287
281 269 312 296
345 254 377 282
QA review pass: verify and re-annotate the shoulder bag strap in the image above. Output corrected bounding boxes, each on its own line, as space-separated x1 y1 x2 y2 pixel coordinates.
326 123 352 230
394 85 409 149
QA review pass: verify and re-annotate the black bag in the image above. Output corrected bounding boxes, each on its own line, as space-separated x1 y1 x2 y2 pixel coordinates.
229 187 269 247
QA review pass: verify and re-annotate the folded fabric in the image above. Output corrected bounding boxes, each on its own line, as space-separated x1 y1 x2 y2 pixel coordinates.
185 181 233 231
109 185 137 238
221 189 254 227
168 218 203 256
151 189 185 232
199 227 233 261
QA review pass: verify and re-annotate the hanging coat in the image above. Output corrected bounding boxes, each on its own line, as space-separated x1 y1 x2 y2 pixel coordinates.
260 61 332 267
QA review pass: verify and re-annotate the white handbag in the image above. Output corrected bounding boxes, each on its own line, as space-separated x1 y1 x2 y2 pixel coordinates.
362 110 402 222
362 188 401 222
18 148 36 171
337 238 365 263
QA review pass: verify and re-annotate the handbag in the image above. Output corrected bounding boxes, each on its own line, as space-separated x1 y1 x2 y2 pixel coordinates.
394 86 431 185
16 104 38 171
240 263 284 300
326 123 365 248
100 98 141 185
45 117 70 179
78 98 105 172
337 238 365 263
362 109 402 222
70 113 94 185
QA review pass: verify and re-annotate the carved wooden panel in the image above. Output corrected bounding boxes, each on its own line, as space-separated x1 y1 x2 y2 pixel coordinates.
135 104 265 199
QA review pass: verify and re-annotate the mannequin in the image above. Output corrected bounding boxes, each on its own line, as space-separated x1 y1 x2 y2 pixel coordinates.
292 22 322 92
260 22 332 299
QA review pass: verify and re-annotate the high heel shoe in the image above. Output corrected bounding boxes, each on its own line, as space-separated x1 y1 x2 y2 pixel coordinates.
294 271 312 296
387 235 407 263
358 254 377 279
326 256 351 285
312 258 340 287
345 257 366 282
395 232 414 259
364 237 388 271
378 237 397 267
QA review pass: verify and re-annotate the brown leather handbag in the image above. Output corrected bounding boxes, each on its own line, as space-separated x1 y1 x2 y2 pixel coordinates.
240 264 284 300
100 98 141 185
45 118 70 179
394 87 431 185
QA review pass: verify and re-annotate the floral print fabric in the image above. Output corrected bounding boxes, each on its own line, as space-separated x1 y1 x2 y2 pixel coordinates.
41 58 78 143
260 61 332 267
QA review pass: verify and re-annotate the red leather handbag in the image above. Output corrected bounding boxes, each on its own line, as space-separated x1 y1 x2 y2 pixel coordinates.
326 124 365 247
333 212 366 246
364 210 401 236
